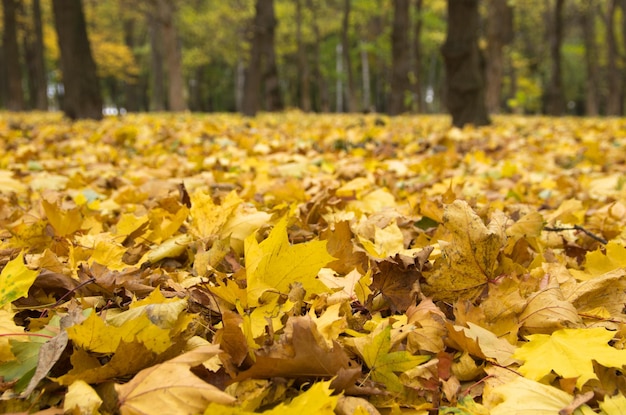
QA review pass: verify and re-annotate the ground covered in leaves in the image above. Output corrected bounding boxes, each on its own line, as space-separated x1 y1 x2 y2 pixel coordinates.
1 112 626 414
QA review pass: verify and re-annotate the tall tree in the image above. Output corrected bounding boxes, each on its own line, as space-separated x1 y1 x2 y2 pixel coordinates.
296 0 311 112
389 0 410 115
441 0 490 127
156 0 187 112
242 0 282 116
341 0 358 112
262 0 282 112
52 0 103 119
3 0 24 111
545 0 565 116
121 15 141 112
485 0 514 114
307 0 329 112
605 0 621 115
412 0 423 113
24 0 48 110
148 10 166 111
581 0 599 116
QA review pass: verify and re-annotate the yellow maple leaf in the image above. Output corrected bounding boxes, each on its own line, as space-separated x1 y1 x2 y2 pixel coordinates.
41 197 83 237
600 393 626 415
117 345 235 415
423 200 506 301
88 239 129 271
0 252 39 308
574 241 626 279
487 376 595 415
190 189 241 239
204 380 337 415
513 327 626 389
67 310 172 354
0 309 24 362
245 215 336 306
63 380 102 415
447 322 518 366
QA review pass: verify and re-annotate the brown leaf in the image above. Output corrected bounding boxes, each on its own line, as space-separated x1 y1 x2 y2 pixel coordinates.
370 255 422 313
233 316 360 390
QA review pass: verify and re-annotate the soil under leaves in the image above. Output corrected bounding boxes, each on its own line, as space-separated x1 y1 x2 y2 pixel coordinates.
1 112 626 414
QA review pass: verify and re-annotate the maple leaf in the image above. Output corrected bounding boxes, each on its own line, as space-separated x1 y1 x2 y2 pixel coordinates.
0 251 39 307
233 316 360 389
41 196 83 236
116 344 235 415
446 322 518 366
514 327 626 389
600 393 626 415
0 309 25 362
66 310 172 354
204 380 338 415
423 200 506 301
245 215 336 306
63 380 102 415
190 189 241 239
486 376 595 415
356 323 429 393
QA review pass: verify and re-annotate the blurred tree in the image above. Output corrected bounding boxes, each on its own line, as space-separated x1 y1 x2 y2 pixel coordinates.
341 0 358 111
389 0 410 115
23 0 48 110
242 0 282 116
581 0 599 116
605 0 621 115
156 0 187 111
441 0 489 127
52 0 103 119
545 0 565 116
485 0 514 114
3 0 25 111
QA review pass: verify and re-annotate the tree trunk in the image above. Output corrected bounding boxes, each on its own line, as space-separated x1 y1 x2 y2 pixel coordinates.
52 0 102 120
336 44 343 112
606 0 621 115
148 11 165 111
413 0 423 113
361 42 371 111
546 0 565 116
441 0 490 127
242 0 281 116
389 0 411 115
341 0 358 112
582 0 599 116
485 0 514 114
156 0 187 111
26 0 48 110
3 0 24 111
262 0 283 112
296 0 311 112
122 17 141 112
307 0 329 112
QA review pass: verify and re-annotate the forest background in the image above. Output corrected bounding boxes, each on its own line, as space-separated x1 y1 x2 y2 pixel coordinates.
1 0 624 122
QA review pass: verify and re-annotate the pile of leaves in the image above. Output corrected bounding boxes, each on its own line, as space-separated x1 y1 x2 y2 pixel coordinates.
1 112 626 414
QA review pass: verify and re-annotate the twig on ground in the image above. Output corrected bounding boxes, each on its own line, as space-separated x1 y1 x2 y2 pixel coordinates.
543 224 608 244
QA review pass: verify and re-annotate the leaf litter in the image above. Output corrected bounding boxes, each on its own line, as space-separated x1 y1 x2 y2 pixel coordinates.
1 112 626 413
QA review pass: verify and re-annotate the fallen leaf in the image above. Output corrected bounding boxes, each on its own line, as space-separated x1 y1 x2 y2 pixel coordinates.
423 200 506 301
116 345 235 415
514 327 626 389
0 251 39 307
355 323 429 393
486 376 595 415
63 380 102 415
245 215 335 306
